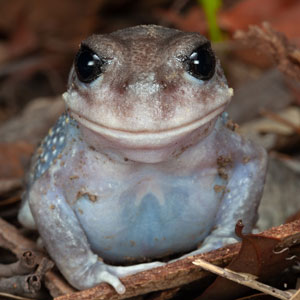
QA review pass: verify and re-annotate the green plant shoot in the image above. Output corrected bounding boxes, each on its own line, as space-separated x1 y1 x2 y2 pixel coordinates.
198 0 223 41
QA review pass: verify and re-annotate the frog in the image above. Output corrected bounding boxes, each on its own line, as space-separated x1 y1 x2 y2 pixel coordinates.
18 25 267 294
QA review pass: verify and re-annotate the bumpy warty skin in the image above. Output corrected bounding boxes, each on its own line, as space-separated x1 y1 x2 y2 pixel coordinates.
18 25 267 293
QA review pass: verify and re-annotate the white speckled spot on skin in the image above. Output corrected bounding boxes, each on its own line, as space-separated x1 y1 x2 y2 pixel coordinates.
33 113 76 181
59 136 65 144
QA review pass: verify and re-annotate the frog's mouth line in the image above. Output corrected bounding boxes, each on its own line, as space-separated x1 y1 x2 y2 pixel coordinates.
70 105 225 146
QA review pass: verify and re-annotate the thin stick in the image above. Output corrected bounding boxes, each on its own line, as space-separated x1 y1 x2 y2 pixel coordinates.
0 194 21 207
0 292 33 300
290 288 300 300
193 258 294 300
260 109 300 135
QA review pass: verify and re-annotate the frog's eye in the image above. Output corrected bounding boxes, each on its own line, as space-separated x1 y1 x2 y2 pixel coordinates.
186 43 216 81
75 46 104 83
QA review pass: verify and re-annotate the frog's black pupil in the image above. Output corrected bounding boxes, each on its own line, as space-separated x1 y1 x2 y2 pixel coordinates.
75 46 103 83
187 43 216 80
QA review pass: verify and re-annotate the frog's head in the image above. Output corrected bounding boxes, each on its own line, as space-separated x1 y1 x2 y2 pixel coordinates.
63 25 233 163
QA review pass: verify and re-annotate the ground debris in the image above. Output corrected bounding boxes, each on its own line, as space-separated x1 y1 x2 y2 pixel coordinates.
54 220 300 300
0 218 75 298
235 22 300 81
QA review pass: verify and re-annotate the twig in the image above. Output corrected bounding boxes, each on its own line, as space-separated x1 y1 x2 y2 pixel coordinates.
35 257 54 276
0 292 34 300
0 217 74 297
192 258 294 300
0 251 38 277
0 274 43 298
26 258 53 295
0 217 37 253
0 194 21 207
0 250 54 298
260 109 300 135
290 288 300 300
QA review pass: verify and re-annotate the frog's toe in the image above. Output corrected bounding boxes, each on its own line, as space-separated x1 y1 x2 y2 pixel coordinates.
68 261 125 293
199 236 238 253
97 270 125 294
171 236 239 262
107 261 165 277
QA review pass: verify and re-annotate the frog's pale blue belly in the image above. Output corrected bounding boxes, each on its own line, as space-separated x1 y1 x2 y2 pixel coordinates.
73 176 221 263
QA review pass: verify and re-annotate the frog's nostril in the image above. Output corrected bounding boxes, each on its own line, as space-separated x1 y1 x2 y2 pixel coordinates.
158 80 167 89
116 81 129 95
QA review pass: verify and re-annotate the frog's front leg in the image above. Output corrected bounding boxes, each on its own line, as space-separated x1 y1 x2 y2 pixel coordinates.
28 177 164 293
183 143 267 257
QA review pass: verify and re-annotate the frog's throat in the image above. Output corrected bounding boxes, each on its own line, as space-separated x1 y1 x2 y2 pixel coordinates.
69 105 225 147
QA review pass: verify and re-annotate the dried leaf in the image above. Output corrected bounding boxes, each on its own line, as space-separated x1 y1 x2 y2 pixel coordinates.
197 221 292 300
235 23 300 81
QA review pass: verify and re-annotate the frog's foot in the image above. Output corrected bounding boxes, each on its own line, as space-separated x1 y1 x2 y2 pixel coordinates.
199 235 238 253
170 236 238 263
71 260 165 294
70 260 126 294
189 236 238 258
107 261 166 277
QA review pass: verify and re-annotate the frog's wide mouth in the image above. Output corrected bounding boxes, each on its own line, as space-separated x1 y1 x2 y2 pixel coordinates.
69 105 225 147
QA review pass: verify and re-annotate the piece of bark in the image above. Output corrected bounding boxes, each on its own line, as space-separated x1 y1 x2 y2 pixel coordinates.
147 287 181 300
55 220 300 300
